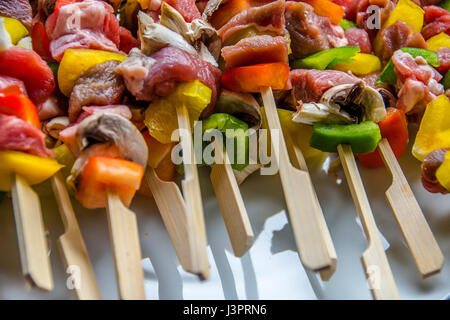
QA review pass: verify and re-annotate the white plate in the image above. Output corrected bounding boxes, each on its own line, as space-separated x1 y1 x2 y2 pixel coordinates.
0 129 449 300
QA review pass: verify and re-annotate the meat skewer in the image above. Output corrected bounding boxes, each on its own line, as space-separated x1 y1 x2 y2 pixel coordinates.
10 173 53 291
283 126 337 280
66 112 147 299
216 0 336 271
106 187 145 299
210 136 254 257
202 90 260 257
261 87 334 271
0 13 102 295
337 144 399 300
285 0 445 278
51 172 102 299
377 140 444 278
0 19 54 291
175 103 210 279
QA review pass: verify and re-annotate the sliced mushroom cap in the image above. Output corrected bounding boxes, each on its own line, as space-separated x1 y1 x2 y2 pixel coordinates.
139 9 219 66
202 0 224 20
377 88 397 109
292 102 354 125
67 112 149 190
160 3 221 62
76 112 148 168
138 11 198 57
320 82 387 123
44 116 70 140
215 89 262 129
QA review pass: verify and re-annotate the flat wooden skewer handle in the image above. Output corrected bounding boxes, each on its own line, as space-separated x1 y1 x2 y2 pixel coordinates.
284 133 337 281
10 174 53 291
51 172 101 300
210 143 254 257
378 139 443 278
261 87 332 271
176 104 210 280
106 189 145 300
145 168 197 274
337 144 399 300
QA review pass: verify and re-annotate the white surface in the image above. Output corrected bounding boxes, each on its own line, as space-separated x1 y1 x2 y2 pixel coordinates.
0 132 449 300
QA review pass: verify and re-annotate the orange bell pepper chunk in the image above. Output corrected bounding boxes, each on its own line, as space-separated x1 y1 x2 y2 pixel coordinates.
358 108 408 168
76 156 144 209
210 0 272 29
221 62 290 93
0 93 41 129
302 0 345 25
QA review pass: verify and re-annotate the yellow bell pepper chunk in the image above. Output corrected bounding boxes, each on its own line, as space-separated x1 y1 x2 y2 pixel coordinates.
412 95 450 161
261 107 326 163
426 33 450 52
374 0 424 55
0 151 64 191
58 49 127 96
144 80 212 144
436 151 450 192
2 17 28 45
332 53 381 76
137 0 150 9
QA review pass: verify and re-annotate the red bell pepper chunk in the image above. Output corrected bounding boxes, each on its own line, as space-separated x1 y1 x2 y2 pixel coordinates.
76 156 144 209
31 21 52 59
0 93 41 129
221 62 290 93
0 47 55 104
358 108 409 168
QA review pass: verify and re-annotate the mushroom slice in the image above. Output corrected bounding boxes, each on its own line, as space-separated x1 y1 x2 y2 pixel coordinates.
215 89 262 129
44 116 70 140
377 88 397 109
320 82 387 123
160 3 221 62
75 112 148 169
292 102 354 125
138 11 198 57
202 0 224 20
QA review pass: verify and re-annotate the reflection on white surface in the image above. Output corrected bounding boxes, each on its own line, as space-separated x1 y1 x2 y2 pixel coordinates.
0 129 448 299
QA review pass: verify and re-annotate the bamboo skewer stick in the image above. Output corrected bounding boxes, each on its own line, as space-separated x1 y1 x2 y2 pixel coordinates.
106 188 146 300
284 133 337 281
261 87 332 271
337 144 399 300
10 173 53 291
210 141 254 257
175 104 210 280
51 172 101 300
378 139 443 278
145 167 197 273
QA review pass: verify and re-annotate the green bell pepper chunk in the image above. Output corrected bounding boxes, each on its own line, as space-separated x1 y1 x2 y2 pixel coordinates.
310 121 382 154
439 0 450 11
201 113 249 171
291 46 360 70
443 70 450 90
339 19 357 31
376 48 440 86
48 61 59 80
